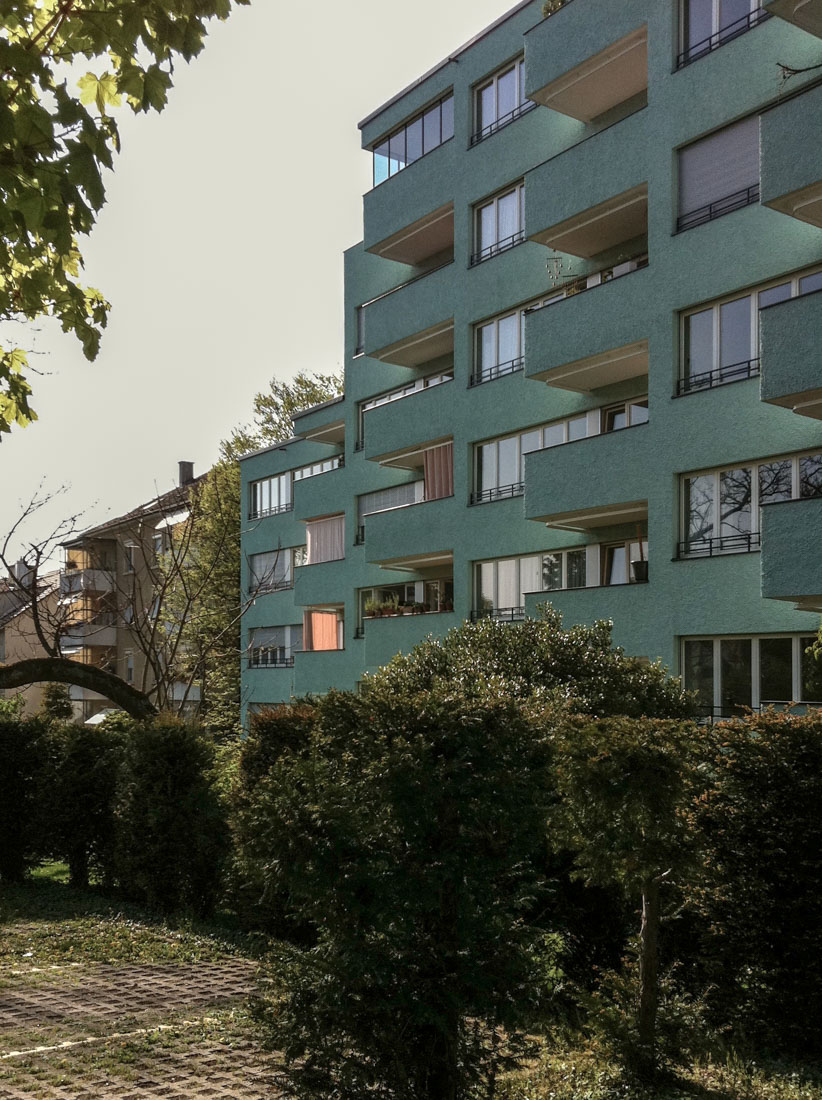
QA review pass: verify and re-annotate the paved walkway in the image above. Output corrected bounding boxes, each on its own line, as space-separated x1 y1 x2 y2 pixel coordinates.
0 960 282 1098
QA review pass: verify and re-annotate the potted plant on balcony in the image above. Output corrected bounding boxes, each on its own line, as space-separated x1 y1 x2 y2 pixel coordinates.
412 602 426 615
381 595 400 617
364 597 380 619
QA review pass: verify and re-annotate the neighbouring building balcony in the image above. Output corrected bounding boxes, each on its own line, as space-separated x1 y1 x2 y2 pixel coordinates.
60 616 118 649
524 422 651 529
60 568 115 596
361 262 455 366
760 287 822 418
525 260 649 389
761 82 822 229
764 0 822 37
525 4 647 122
761 496 822 611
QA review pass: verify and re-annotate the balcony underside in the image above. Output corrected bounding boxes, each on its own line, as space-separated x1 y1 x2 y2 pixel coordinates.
538 500 648 532
533 339 649 392
370 319 454 368
766 386 822 419
764 178 822 229
371 549 454 571
530 184 648 259
765 0 822 36
529 27 648 122
367 203 454 266
299 418 345 445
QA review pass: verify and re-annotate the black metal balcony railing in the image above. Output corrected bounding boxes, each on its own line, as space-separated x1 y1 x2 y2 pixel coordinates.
471 606 526 623
248 578 294 596
354 627 365 640
354 439 365 452
354 525 365 546
677 357 760 396
248 656 295 669
469 356 524 388
470 100 537 147
470 230 525 268
677 531 761 558
249 501 293 521
470 483 525 506
677 183 760 233
675 8 770 70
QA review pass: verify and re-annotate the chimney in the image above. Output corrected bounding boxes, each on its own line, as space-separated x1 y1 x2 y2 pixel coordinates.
12 559 33 588
178 461 195 487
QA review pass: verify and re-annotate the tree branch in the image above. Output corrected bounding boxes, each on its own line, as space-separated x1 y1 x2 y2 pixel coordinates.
0 657 156 719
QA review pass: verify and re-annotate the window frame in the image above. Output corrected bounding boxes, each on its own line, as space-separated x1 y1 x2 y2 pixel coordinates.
471 57 533 145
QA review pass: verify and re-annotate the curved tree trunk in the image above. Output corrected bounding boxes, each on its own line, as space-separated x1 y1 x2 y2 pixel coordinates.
0 658 157 719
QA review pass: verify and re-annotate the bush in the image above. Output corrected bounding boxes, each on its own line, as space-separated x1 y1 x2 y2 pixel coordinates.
113 715 228 915
0 716 50 882
49 722 125 889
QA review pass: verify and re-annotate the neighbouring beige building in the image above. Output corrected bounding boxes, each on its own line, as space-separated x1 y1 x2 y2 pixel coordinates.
0 566 61 715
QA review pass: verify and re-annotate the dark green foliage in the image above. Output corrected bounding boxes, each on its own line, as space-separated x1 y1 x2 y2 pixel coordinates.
48 723 124 889
113 715 228 915
39 682 74 722
252 688 564 1099
686 711 822 1057
0 716 50 882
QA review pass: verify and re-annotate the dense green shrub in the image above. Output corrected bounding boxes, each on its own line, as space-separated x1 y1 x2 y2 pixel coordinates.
49 722 125 889
0 716 50 882
113 715 228 915
686 710 822 1057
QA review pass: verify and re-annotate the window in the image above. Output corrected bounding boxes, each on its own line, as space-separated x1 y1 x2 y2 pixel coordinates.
248 625 302 668
125 652 134 685
472 58 533 144
471 183 525 266
679 266 822 394
292 456 344 482
423 443 454 501
602 540 648 585
677 115 760 231
360 578 453 623
473 428 543 504
302 608 344 652
123 544 137 574
248 548 297 593
682 634 822 718
249 473 291 520
473 309 525 385
372 94 454 187
680 450 822 557
358 370 453 444
474 553 578 619
678 1 769 68
358 482 424 522
305 515 345 565
601 399 649 432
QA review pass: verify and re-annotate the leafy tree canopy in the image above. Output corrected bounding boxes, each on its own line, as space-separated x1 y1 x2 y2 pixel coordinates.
222 370 344 459
0 0 249 435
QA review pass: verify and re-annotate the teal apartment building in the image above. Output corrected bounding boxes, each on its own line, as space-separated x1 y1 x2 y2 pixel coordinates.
240 0 822 722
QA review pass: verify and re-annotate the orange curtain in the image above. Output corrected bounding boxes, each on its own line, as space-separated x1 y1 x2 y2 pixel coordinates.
303 610 340 651
423 442 453 501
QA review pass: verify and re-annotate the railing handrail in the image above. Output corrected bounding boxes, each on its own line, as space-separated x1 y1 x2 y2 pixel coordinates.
677 531 761 558
470 482 525 505
677 357 760 396
470 100 537 147
359 259 455 311
469 356 524 388
471 605 526 623
470 230 525 268
249 501 293 521
248 656 295 669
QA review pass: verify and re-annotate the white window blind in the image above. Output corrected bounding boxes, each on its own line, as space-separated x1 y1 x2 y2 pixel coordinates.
678 115 760 220
305 515 345 564
358 483 422 521
249 550 292 592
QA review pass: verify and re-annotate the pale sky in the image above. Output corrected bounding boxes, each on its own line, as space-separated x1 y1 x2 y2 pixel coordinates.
1 0 514 559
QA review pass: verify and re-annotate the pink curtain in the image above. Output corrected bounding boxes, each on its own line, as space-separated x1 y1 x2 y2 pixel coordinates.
303 610 340 651
423 443 453 501
305 515 345 564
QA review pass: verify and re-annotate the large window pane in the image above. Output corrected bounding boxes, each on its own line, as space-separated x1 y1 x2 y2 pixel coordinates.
477 82 494 132
719 467 752 540
389 129 406 176
476 563 494 611
567 550 587 589
374 141 390 186
759 282 791 309
684 308 714 381
477 203 495 252
519 556 542 600
542 553 562 591
760 637 793 703
684 0 713 52
605 545 628 586
423 105 441 154
497 559 518 610
684 639 714 713
567 416 587 442
719 0 752 35
759 460 792 506
497 436 519 488
520 430 542 478
440 96 454 141
497 313 519 364
497 191 519 243
478 442 497 493
800 271 822 296
800 454 822 498
720 638 752 714
478 323 495 370
801 637 822 701
406 117 423 164
719 296 752 372
544 423 565 447
497 67 517 119
685 474 714 543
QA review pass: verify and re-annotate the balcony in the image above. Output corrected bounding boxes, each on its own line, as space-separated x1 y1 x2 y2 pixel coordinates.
761 82 822 228
529 182 647 261
765 0 822 36
362 262 454 367
761 496 822 611
525 261 650 389
293 560 346 607
363 137 457 264
293 463 348 520
524 423 651 529
525 4 647 122
760 287 822 418
60 615 118 649
363 380 454 461
364 609 458 665
365 495 456 566
60 568 115 596
292 396 346 446
523 579 655 653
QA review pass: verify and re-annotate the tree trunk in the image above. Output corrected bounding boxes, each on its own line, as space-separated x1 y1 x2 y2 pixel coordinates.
637 878 660 1077
68 848 89 890
424 1025 460 1100
0 658 157 719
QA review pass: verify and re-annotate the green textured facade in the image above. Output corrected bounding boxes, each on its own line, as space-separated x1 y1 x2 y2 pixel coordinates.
241 0 822 722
